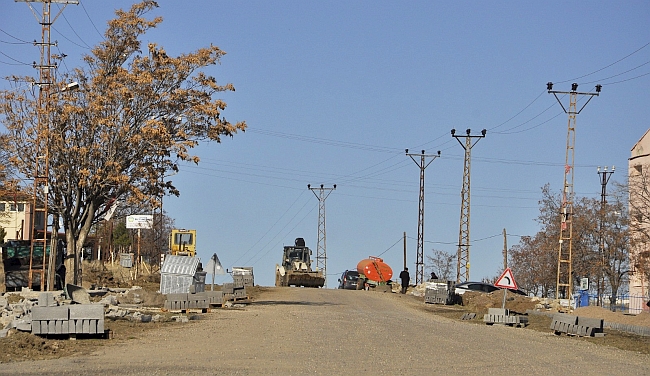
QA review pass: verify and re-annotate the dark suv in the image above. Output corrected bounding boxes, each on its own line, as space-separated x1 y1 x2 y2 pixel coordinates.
338 270 360 290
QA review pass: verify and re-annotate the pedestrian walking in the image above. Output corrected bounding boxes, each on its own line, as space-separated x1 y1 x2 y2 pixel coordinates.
399 267 410 294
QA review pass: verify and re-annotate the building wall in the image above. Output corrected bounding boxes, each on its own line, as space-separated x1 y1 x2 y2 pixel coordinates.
629 129 650 312
0 200 30 241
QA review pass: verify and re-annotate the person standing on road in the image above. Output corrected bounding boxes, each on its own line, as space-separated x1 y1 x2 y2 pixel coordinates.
399 267 410 294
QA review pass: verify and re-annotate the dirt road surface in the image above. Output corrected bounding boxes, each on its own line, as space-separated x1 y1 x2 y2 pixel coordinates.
2 288 650 375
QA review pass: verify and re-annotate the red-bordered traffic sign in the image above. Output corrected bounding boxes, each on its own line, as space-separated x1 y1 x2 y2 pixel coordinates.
494 268 518 289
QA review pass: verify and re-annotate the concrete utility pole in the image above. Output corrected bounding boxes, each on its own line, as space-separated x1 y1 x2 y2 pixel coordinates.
547 82 601 300
308 184 336 285
597 166 614 305
452 128 486 283
17 0 79 290
406 149 440 285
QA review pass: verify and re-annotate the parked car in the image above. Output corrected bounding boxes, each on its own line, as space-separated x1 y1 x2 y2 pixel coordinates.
503 287 527 296
338 270 360 290
454 281 527 296
454 282 500 295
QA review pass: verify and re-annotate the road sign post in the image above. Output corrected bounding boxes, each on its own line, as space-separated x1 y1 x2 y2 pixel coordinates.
495 268 518 310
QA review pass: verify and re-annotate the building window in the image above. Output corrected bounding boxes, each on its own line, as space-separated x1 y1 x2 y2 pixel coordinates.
9 203 15 211
0 203 5 211
17 203 25 212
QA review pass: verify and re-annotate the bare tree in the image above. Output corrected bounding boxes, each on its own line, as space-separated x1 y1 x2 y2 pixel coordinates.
425 249 455 281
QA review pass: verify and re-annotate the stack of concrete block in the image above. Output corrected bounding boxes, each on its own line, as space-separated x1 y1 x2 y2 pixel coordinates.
68 304 105 335
31 306 69 335
31 293 105 336
232 274 254 288
204 291 223 307
231 279 248 300
483 308 528 327
550 313 605 337
222 281 248 301
461 312 477 320
423 280 454 305
164 293 188 311
232 267 254 287
164 292 211 312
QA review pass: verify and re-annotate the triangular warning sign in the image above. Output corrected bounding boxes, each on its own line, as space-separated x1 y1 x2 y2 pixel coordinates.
494 267 518 289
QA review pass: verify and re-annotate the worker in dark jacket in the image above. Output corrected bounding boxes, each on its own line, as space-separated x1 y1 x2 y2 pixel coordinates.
399 267 410 294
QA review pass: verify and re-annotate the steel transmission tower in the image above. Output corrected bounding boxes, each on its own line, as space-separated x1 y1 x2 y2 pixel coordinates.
18 0 79 290
547 82 601 299
308 184 336 285
452 128 486 283
406 149 440 285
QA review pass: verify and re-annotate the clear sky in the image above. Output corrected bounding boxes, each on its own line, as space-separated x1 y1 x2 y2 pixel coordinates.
2 1 649 288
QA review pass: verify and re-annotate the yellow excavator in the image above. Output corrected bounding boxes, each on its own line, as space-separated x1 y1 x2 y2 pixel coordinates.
169 229 197 257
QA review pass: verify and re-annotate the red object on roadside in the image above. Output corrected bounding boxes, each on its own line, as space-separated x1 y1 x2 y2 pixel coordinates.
356 256 393 283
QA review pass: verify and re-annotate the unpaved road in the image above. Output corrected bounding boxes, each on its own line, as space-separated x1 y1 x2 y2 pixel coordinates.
2 288 650 375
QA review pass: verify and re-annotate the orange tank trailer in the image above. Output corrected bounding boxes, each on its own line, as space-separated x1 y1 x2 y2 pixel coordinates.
356 256 393 283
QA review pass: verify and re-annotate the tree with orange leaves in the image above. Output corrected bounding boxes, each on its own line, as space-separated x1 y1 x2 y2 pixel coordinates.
0 1 245 284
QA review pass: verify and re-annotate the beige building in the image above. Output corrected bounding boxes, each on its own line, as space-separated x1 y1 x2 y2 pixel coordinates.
629 129 650 313
0 193 33 242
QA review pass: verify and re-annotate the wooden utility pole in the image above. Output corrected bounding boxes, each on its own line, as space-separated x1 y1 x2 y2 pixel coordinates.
503 228 508 270
403 231 407 270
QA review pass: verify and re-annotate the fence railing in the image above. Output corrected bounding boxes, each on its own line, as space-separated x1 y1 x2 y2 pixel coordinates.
574 292 649 314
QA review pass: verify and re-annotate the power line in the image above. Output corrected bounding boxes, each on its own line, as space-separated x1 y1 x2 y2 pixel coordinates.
230 190 308 266
80 1 105 40
0 27 31 44
56 4 92 49
556 41 650 84
583 59 650 86
0 51 31 66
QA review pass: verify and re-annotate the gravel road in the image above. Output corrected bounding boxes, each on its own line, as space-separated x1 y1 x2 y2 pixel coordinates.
2 287 649 375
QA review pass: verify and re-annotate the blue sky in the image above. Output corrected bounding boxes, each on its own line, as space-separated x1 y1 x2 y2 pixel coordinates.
2 1 650 288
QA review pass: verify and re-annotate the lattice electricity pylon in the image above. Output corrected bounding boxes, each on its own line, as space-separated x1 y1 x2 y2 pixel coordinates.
452 129 486 283
406 149 440 285
20 0 79 290
547 82 601 299
308 184 336 285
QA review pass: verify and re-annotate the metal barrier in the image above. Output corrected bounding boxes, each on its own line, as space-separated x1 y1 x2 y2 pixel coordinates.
573 293 649 314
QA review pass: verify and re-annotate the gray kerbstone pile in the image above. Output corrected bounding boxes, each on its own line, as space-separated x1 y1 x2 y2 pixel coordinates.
550 313 605 337
164 291 224 312
30 292 105 336
483 308 529 327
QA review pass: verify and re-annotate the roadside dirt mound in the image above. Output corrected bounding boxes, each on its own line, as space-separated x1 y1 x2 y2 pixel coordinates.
460 291 538 314
116 287 165 307
574 306 650 328
0 330 80 363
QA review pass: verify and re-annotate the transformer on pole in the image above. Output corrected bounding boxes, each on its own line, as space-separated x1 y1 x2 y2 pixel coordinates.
452 128 486 283
406 149 440 285
547 81 601 299
308 184 336 285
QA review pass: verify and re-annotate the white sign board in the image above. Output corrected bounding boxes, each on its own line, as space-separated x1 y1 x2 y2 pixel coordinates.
580 278 589 291
126 214 153 229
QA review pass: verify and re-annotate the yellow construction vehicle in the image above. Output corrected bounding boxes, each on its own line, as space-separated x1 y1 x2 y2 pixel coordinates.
275 238 325 288
169 229 197 257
